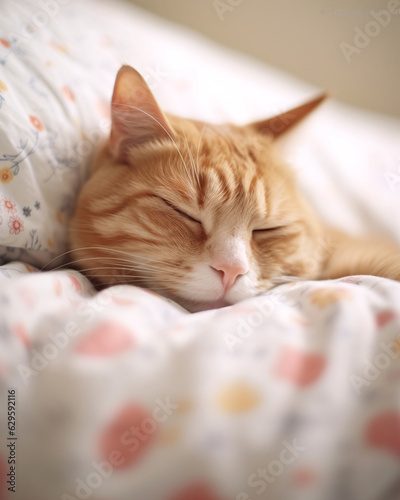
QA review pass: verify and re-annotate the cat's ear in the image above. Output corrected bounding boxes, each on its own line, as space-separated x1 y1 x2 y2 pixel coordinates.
250 93 329 138
110 65 174 160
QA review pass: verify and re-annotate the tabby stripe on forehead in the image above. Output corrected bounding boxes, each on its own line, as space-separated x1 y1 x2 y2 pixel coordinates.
197 171 208 208
233 175 245 201
247 147 257 163
263 184 273 218
211 166 232 202
249 173 263 201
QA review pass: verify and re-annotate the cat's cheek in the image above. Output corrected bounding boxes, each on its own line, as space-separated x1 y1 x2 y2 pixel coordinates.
177 264 224 303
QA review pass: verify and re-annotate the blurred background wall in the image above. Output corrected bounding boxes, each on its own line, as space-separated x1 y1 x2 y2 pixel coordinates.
127 0 400 117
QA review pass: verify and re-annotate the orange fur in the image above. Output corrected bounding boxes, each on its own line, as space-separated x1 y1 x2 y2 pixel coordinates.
69 66 400 312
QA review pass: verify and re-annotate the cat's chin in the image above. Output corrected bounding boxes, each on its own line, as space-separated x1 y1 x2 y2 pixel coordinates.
172 287 266 312
182 299 233 312
192 298 232 312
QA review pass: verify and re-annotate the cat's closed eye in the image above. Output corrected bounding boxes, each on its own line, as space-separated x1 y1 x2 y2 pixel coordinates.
253 226 286 233
160 197 201 224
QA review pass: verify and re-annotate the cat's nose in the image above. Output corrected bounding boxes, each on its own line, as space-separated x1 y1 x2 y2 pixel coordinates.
211 262 248 291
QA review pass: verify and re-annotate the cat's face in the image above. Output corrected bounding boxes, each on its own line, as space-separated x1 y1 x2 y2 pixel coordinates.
70 66 325 312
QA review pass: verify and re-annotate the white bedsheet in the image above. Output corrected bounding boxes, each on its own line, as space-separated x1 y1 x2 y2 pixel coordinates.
0 1 400 499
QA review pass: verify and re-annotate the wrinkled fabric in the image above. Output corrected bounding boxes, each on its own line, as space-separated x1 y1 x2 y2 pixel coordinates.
0 263 400 500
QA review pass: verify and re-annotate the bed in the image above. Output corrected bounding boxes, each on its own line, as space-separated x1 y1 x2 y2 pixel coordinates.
1 1 400 499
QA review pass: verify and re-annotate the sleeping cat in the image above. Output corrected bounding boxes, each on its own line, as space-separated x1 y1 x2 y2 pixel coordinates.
69 65 400 312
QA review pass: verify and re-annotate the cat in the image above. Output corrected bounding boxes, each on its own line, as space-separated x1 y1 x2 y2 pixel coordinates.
69 65 400 312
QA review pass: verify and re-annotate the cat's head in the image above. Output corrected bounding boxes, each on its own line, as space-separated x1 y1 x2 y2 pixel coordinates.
70 65 327 311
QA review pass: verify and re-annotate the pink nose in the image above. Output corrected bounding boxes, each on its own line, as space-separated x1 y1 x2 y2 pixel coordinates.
211 262 248 291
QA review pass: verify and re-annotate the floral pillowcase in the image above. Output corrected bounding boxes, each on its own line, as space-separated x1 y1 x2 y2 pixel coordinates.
0 0 120 267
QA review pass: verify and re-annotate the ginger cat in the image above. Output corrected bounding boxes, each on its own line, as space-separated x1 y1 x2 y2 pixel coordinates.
69 65 400 312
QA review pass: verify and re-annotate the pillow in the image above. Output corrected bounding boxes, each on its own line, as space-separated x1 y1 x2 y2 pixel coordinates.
0 0 120 266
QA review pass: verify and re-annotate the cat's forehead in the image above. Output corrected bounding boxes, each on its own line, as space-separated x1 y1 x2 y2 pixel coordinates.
131 117 292 218
175 120 272 176
165 148 271 221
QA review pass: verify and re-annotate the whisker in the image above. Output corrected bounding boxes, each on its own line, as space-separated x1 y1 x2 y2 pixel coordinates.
72 267 181 279
83 274 143 279
83 275 176 290
50 256 138 272
68 256 170 272
77 268 181 282
69 266 139 274
42 246 181 270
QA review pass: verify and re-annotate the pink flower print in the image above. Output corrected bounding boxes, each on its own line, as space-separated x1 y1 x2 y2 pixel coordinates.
8 215 24 235
1 197 16 214
29 115 44 132
62 86 75 101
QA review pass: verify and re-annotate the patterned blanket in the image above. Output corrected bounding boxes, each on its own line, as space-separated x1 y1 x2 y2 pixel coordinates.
1 262 400 500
